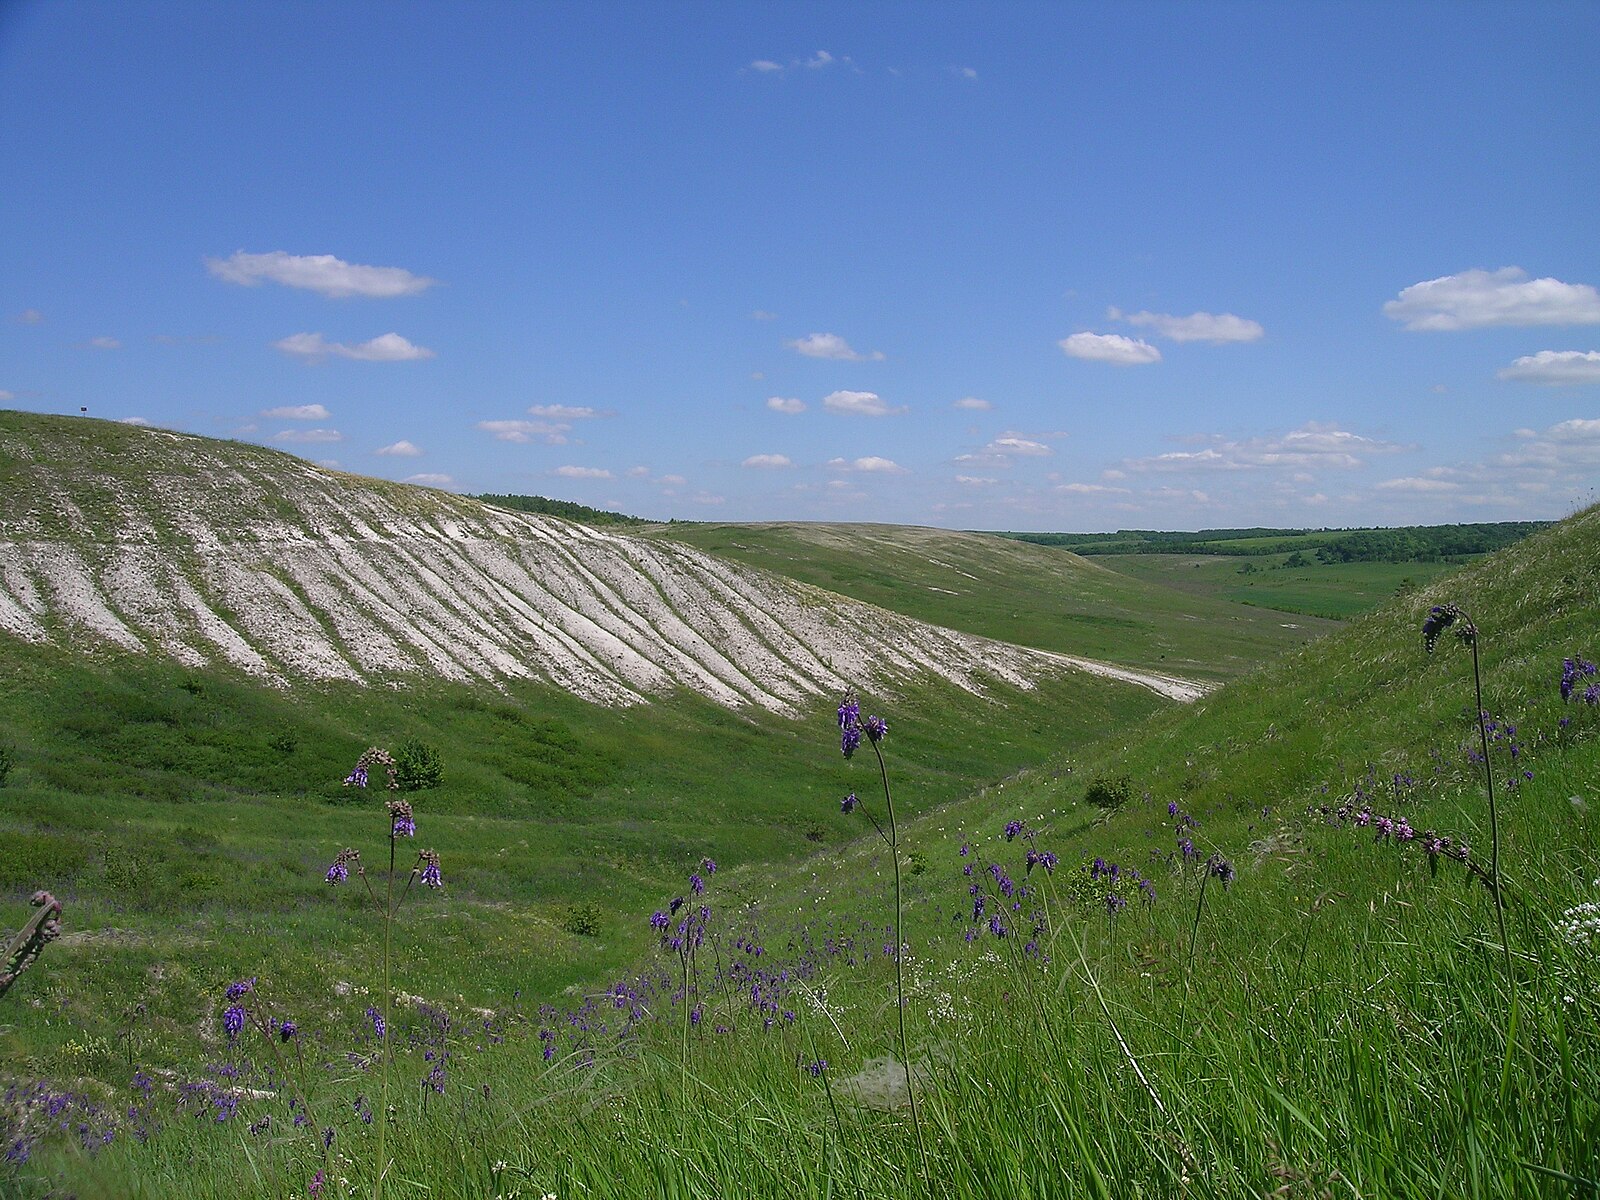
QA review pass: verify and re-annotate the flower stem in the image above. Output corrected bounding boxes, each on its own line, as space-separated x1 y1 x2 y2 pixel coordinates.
871 740 932 1197
1469 637 1513 983
374 835 395 1200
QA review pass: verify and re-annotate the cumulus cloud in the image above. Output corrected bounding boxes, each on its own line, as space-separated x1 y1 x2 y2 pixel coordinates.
955 475 997 486
263 404 331 420
1110 308 1264 344
87 336 121 350
118 416 151 426
1373 418 1600 511
828 456 907 474
1055 482 1131 495
528 403 604 419
786 332 885 361
823 390 905 416
1497 350 1600 386
742 453 793 469
953 66 978 79
956 433 1056 467
749 59 784 73
1122 424 1403 473
658 474 686 487
275 332 435 362
555 465 611 479
1375 476 1462 493
953 396 992 411
405 473 453 487
375 440 422 457
207 251 437 299
1058 332 1161 365
275 428 343 443
767 396 806 414
1384 267 1600 331
475 419 570 444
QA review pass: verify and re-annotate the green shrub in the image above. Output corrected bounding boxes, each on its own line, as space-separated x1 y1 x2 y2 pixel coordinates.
1084 773 1133 810
394 738 443 792
562 902 602 938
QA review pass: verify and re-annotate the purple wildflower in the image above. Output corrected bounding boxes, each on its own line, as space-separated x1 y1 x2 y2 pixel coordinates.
701 857 717 875
1003 820 1025 841
690 873 705 896
841 792 858 813
863 715 887 744
650 910 670 931
225 977 256 1000
223 1005 246 1040
344 765 369 788
366 1006 386 1040
838 693 862 758
419 849 443 888
278 1019 298 1042
389 799 415 838
1167 801 1179 817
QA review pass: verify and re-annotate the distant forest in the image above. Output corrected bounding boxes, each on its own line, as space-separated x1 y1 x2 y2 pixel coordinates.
475 493 649 526
996 522 1551 563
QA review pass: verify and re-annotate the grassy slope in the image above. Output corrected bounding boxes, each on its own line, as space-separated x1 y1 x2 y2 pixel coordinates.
651 521 1337 680
19 507 1594 1198
1098 550 1462 619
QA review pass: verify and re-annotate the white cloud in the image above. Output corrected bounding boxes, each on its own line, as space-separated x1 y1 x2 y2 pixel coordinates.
626 466 651 478
767 396 806 414
1497 350 1600 385
786 332 885 362
555 465 611 479
88 336 121 350
0 390 13 401
15 309 42 325
955 475 996 486
375 440 422 457
742 453 793 469
991 436 1052 457
475 419 569 444
1055 482 1130 495
274 332 435 362
263 404 331 420
658 474 686 487
404 473 453 487
1375 477 1462 493
953 396 992 411
751 310 778 320
1384 267 1600 331
1111 308 1264 344
118 416 151 426
1058 332 1161 364
954 66 978 79
749 59 784 73
1122 424 1403 473
828 456 907 474
823 390 905 416
207 251 437 299
275 428 343 443
528 403 604 419
805 50 835 69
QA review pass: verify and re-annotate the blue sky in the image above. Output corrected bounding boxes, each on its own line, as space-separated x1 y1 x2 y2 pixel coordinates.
2 0 1597 531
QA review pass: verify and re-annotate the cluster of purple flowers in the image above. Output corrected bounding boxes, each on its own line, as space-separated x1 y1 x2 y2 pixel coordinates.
1311 799 1491 888
3 1081 117 1165
1470 711 1535 789
836 691 887 759
388 798 415 839
1561 657 1600 707
1422 603 1476 652
343 746 399 791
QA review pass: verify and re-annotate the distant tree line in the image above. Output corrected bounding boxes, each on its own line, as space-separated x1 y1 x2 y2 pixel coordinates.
996 522 1550 563
475 493 649 526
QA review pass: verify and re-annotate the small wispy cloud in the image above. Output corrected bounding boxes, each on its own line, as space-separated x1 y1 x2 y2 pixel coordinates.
263 404 331 420
118 416 151 426
86 336 122 350
751 310 778 321
1384 267 1600 331
767 396 806 414
375 440 422 457
1058 332 1160 365
528 403 605 419
786 332 885 361
475 419 569 445
207 250 438 299
555 465 611 479
823 390 905 416
274 332 435 362
828 455 907 474
405 473 453 487
1110 307 1265 344
953 396 992 411
14 309 42 325
1497 350 1600 386
275 428 343 444
0 390 14 402
952 66 978 79
742 453 793 469
746 50 850 75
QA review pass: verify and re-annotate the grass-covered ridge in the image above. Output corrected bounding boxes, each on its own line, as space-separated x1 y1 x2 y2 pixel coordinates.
3 442 1597 1195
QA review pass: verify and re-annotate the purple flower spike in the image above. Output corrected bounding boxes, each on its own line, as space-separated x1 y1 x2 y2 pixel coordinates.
419 850 443 889
838 692 862 758
841 792 858 813
225 977 256 1000
344 765 369 788
690 873 705 896
863 715 887 744
366 1006 386 1040
278 1019 298 1042
223 1005 246 1040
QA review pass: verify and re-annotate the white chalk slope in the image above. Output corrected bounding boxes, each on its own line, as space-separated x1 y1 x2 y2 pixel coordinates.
0 415 1203 709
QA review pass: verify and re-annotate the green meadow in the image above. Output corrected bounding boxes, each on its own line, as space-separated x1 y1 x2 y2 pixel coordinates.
2 472 1596 1197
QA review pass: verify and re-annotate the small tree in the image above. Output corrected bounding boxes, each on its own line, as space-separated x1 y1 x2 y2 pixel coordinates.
394 738 443 792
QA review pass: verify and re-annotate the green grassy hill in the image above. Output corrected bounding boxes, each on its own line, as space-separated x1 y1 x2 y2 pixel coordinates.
2 411 1595 1197
651 521 1335 680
